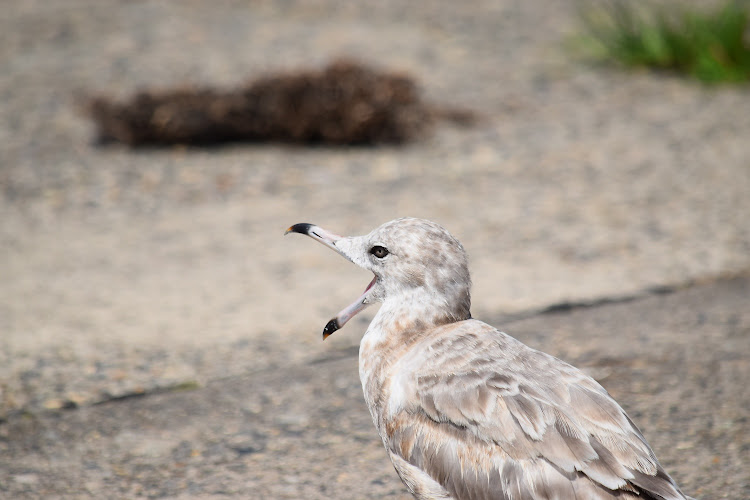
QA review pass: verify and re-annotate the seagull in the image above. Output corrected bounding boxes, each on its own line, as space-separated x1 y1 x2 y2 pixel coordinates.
286 217 693 500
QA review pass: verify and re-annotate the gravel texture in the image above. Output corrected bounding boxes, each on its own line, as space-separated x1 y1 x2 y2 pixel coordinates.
1 275 748 499
1 1 749 498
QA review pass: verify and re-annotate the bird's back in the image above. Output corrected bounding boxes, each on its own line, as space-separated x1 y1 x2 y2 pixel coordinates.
360 319 689 500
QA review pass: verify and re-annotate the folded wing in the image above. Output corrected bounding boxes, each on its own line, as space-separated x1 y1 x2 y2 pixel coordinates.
385 320 687 500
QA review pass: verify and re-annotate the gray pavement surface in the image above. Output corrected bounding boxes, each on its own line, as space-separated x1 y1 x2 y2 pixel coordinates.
1 0 749 498
1 275 748 499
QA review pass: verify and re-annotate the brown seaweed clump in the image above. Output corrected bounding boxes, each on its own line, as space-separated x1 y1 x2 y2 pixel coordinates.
86 60 455 146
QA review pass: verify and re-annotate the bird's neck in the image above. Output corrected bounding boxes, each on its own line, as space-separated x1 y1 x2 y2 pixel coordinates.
370 290 469 343
358 290 470 434
359 289 470 372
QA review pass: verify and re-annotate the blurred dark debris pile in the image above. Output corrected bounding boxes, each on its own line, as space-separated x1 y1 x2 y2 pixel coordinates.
85 59 475 147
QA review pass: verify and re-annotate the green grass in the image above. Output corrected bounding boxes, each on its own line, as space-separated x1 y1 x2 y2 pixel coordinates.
575 0 750 84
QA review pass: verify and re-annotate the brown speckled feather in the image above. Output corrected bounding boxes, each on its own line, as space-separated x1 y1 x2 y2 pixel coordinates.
373 319 687 499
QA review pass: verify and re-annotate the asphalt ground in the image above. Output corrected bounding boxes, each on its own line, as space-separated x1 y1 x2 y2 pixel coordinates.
1 1 749 498
1 274 748 499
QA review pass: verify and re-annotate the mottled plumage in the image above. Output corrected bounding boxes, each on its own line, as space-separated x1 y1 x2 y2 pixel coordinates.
287 218 693 500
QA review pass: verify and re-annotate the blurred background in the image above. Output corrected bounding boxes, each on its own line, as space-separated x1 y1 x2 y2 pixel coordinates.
1 0 749 498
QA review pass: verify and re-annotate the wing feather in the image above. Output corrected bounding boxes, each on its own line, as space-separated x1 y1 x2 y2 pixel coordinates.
386 319 688 499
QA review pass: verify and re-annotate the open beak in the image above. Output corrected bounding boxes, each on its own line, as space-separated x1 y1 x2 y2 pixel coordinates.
286 223 375 339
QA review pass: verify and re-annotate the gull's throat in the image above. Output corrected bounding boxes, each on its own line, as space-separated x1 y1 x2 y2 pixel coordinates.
363 275 376 295
322 275 377 340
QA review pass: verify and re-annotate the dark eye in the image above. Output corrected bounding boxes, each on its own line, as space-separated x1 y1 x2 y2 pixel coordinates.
370 245 389 259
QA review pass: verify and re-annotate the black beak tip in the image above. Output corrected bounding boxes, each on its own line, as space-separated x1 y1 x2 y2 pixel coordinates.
322 318 340 340
285 223 314 236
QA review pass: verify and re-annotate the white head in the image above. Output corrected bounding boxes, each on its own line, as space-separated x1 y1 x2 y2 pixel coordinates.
287 217 472 338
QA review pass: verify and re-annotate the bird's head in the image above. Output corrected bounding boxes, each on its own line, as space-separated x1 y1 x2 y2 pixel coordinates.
286 217 471 339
